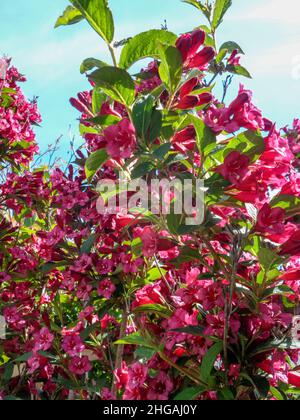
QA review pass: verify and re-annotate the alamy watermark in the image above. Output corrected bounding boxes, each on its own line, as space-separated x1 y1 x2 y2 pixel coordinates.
0 315 6 339
0 59 8 80
292 316 300 346
96 176 205 226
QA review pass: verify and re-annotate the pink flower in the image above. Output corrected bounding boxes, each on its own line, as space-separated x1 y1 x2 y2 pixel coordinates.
255 204 285 235
127 362 148 388
71 254 92 273
27 354 49 374
147 372 174 400
288 371 300 388
176 29 215 70
97 278 116 299
215 151 250 184
69 356 92 375
62 334 85 357
104 118 137 159
140 226 158 257
114 361 128 390
280 230 300 256
33 327 54 352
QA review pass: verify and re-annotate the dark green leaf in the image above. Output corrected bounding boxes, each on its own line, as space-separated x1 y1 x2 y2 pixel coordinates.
131 161 155 179
174 386 205 400
80 234 97 255
200 341 223 384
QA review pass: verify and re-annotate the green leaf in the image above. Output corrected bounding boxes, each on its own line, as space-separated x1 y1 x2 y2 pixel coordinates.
80 57 107 74
190 115 216 156
227 64 252 79
220 41 245 55
200 341 223 384
119 29 177 69
258 248 281 272
131 161 155 179
212 0 232 30
91 87 107 114
135 347 156 361
90 66 135 106
167 212 183 235
85 149 108 180
70 0 114 43
80 234 97 254
158 45 183 94
84 114 121 128
271 195 300 218
270 386 286 401
133 304 173 318
115 332 155 349
172 326 205 337
252 376 270 399
182 0 211 20
145 267 167 282
174 386 205 401
153 143 172 160
216 130 265 163
218 389 235 400
55 5 83 28
132 96 154 138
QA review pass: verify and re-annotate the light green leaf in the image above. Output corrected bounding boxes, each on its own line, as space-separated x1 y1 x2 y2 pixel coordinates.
85 149 108 180
90 67 135 106
212 0 232 30
70 0 114 43
133 304 173 318
220 41 245 55
190 115 216 156
227 64 252 79
119 29 177 69
158 44 183 94
271 195 300 218
115 332 155 349
55 5 83 28
213 130 265 164
80 57 108 74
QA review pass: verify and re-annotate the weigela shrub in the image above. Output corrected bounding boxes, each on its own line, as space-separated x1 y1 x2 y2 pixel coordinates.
0 0 300 400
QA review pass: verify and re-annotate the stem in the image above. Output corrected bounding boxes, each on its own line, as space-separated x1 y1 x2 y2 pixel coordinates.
108 44 118 67
158 351 205 386
111 308 128 394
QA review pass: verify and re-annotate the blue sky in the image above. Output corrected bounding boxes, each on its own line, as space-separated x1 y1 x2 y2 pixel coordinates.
1 0 300 158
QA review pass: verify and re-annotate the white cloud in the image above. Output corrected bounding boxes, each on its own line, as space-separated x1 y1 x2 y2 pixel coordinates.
232 0 300 24
245 38 300 78
6 30 109 86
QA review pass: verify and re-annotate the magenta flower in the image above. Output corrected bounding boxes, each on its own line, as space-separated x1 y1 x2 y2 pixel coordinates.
69 356 92 375
104 118 137 159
